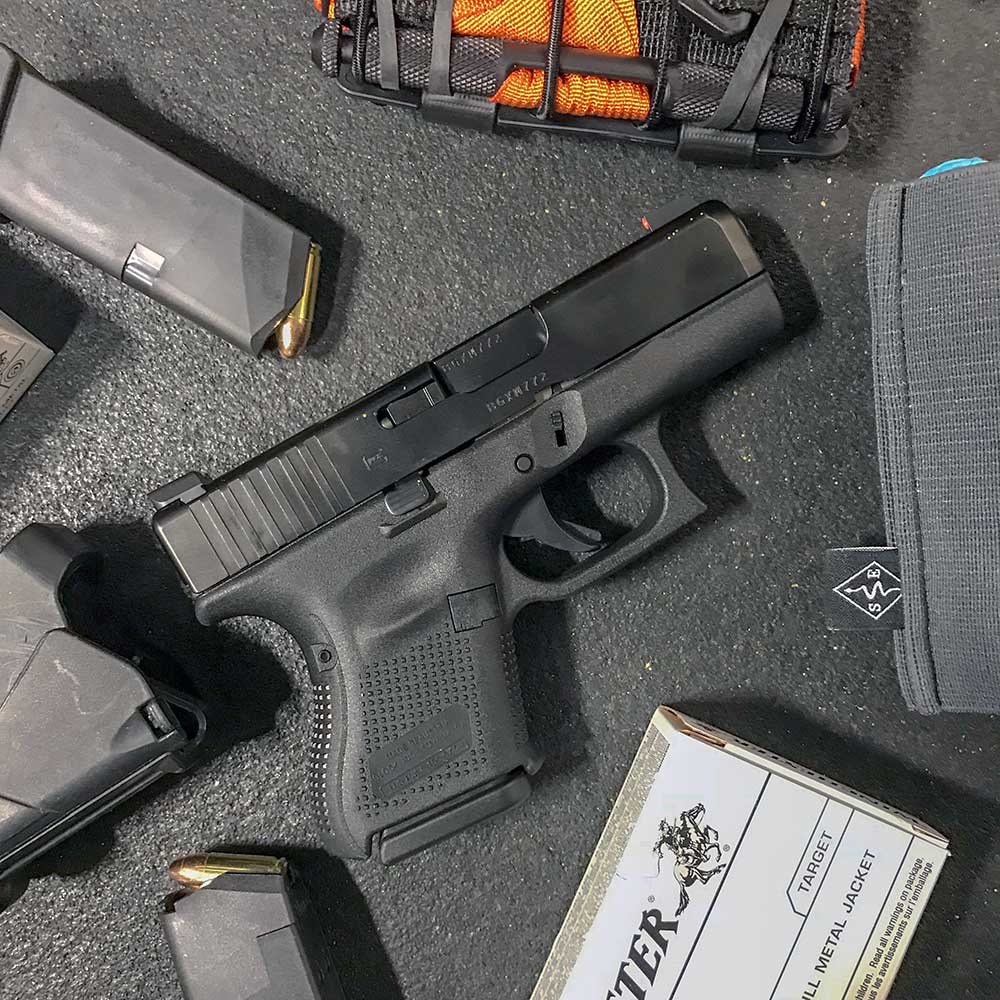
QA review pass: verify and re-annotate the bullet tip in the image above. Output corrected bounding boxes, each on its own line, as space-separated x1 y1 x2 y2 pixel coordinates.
169 855 213 889
276 317 312 358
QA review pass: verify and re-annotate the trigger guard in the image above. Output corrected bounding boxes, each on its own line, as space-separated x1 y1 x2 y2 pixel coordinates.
498 414 706 614
614 416 707 536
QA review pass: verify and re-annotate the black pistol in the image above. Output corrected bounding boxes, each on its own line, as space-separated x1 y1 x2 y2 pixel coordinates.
151 201 785 863
0 524 205 880
163 854 344 1000
0 45 320 357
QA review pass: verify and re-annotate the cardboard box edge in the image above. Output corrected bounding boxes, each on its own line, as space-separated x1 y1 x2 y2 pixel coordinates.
655 706 950 852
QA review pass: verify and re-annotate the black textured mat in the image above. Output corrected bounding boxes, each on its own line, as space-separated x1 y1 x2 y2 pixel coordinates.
0 2 997 998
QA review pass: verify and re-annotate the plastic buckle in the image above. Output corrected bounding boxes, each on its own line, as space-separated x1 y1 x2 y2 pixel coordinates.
755 126 850 163
421 92 498 132
677 123 757 165
677 0 754 41
676 122 851 165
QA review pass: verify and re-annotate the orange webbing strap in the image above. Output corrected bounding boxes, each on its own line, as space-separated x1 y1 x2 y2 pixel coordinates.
452 0 649 119
498 69 649 117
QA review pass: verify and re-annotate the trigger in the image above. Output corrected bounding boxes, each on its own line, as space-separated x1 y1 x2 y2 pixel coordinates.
507 491 603 553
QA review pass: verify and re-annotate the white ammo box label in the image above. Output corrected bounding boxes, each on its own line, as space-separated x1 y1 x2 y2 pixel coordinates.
558 735 943 1000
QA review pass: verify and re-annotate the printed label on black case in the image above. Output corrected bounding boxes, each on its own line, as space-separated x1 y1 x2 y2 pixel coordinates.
825 548 903 631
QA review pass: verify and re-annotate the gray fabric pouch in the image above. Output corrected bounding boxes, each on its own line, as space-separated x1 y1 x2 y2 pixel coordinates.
868 161 1000 715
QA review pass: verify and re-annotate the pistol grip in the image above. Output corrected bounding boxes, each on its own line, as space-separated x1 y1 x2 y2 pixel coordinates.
196 509 543 863
306 611 539 863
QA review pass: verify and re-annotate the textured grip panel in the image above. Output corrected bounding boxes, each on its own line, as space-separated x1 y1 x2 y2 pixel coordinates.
311 617 539 859
500 630 531 750
357 624 489 817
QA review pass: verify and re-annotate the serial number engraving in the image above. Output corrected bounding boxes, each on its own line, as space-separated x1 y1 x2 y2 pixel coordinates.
437 333 504 373
486 372 548 414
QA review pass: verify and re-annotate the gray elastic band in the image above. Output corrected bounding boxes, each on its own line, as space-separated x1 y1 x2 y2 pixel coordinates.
375 0 400 89
869 161 1000 714
733 50 772 131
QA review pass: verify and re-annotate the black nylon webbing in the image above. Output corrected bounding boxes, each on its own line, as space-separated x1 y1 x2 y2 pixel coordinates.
790 0 834 141
354 27 852 131
429 0 455 93
700 0 792 129
641 0 680 127
321 18 342 77
335 0 859 135
362 27 501 92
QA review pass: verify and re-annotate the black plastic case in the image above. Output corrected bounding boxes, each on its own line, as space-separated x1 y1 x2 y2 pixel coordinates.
0 524 205 879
